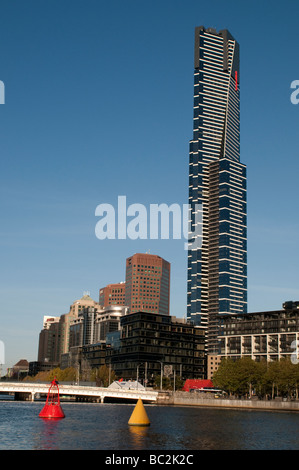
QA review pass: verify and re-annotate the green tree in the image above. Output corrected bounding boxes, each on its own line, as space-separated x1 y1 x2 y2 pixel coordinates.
172 375 185 391
24 367 77 383
254 361 268 397
237 357 266 397
289 362 299 399
213 357 299 399
263 360 288 398
92 365 117 387
213 358 240 395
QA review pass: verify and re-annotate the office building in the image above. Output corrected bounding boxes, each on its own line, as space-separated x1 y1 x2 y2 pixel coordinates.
187 26 247 353
36 293 99 372
69 305 128 348
69 292 99 315
125 253 170 315
99 282 126 307
64 305 128 370
95 305 129 341
108 311 206 381
60 293 98 354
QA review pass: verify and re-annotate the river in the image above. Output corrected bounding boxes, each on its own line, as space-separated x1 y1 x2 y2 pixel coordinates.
0 397 298 451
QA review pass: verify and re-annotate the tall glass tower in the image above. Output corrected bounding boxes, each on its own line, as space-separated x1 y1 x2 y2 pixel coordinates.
187 26 247 353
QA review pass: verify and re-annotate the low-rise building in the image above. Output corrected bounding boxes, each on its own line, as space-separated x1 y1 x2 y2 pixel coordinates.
207 354 222 380
7 359 29 379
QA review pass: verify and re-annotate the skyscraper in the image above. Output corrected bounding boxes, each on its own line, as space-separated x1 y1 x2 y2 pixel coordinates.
125 253 170 315
99 282 126 307
187 27 247 353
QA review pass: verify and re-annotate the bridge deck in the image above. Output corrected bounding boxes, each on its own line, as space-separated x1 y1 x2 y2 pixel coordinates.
0 382 158 402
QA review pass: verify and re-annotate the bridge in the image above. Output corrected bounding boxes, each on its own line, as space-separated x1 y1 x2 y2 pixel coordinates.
0 382 159 403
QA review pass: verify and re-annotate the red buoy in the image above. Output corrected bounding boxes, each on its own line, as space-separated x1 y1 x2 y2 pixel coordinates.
39 378 65 419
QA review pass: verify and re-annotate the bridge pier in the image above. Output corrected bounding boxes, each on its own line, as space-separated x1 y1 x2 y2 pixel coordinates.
14 392 32 401
76 395 103 403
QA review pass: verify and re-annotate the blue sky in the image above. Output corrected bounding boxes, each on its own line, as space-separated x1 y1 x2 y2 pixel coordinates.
0 0 298 369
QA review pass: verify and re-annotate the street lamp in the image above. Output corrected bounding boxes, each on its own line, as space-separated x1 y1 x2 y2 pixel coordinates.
157 361 163 391
173 368 176 393
145 361 148 390
136 362 148 390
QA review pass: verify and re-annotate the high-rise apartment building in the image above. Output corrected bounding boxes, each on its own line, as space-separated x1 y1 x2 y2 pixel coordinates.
37 293 99 370
187 27 247 353
37 316 60 365
125 253 170 315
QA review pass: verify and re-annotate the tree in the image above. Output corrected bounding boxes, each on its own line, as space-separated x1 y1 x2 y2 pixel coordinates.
213 357 266 397
153 374 184 391
24 367 77 383
92 365 117 387
237 357 266 397
172 375 185 391
289 362 299 399
213 358 240 395
214 357 299 399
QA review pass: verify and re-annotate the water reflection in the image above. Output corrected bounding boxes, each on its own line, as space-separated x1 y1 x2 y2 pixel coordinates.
37 419 61 450
128 426 150 449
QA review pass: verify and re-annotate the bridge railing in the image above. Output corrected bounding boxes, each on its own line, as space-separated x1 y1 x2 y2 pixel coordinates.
0 382 159 401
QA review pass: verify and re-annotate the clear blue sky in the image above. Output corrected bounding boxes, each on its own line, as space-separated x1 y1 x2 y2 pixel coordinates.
0 0 298 369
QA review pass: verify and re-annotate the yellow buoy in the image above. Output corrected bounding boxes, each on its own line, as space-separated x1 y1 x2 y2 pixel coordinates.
128 398 150 426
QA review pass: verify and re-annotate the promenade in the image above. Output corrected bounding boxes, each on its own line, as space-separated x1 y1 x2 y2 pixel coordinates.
158 391 299 412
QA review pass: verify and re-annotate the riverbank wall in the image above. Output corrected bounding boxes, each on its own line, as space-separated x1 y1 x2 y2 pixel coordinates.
156 391 299 412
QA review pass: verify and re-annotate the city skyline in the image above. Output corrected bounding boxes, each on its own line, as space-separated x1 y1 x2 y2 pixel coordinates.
1 0 299 369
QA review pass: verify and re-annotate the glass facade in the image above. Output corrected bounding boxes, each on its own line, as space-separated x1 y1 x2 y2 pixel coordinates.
187 26 247 353
108 312 206 381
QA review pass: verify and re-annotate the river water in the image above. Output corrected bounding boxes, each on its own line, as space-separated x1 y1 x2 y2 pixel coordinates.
0 398 299 451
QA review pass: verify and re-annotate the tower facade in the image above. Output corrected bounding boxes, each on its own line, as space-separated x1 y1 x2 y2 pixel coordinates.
99 282 126 307
187 27 247 352
125 253 170 315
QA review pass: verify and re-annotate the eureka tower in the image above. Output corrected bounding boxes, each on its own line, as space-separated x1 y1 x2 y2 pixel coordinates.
187 27 247 353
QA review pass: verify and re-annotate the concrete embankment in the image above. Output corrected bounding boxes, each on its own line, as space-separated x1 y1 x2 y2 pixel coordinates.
156 391 299 412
